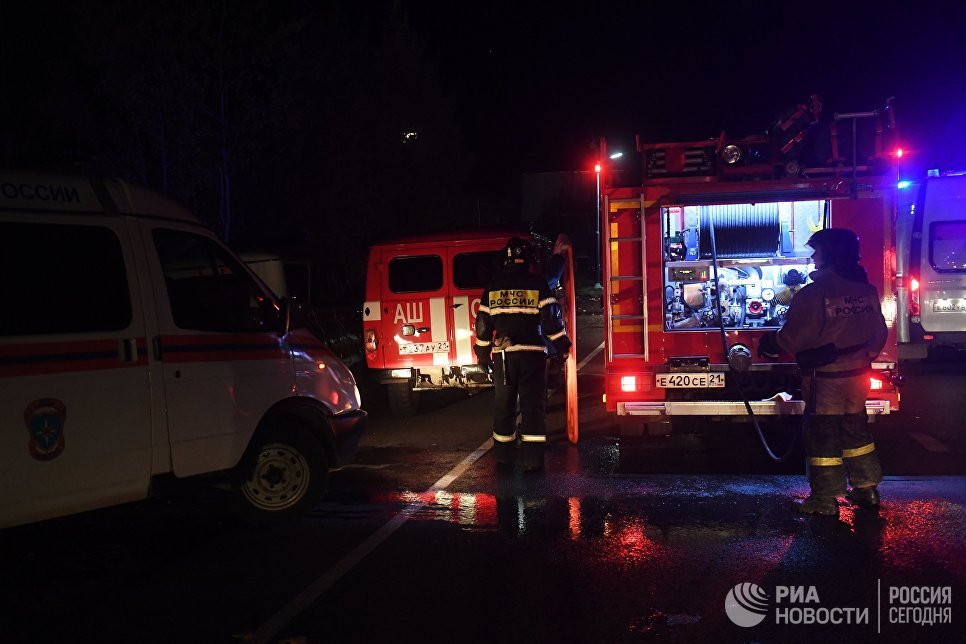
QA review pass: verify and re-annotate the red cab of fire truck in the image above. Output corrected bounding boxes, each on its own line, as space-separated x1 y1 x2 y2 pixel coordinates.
362 228 552 416
600 101 901 434
896 170 966 359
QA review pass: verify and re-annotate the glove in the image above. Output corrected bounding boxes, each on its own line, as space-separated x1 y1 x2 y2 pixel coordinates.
757 331 782 359
551 352 569 369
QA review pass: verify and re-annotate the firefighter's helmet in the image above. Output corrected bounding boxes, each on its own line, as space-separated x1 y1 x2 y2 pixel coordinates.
504 237 534 266
806 228 861 265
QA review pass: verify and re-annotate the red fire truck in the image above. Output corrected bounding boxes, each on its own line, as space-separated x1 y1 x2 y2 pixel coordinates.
362 228 562 417
600 99 902 436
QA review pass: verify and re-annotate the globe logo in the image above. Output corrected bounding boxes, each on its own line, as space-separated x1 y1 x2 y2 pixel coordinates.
725 582 770 627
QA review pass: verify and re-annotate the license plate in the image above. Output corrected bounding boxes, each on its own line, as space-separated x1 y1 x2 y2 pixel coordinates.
398 341 451 355
931 299 966 313
655 372 725 388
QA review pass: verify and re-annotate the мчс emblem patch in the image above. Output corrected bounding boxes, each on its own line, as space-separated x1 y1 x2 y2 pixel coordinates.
24 398 67 461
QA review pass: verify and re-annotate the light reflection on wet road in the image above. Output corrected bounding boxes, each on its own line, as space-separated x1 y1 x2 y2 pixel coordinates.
1 321 963 643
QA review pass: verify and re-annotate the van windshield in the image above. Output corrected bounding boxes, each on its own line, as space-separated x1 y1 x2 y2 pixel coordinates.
930 221 966 272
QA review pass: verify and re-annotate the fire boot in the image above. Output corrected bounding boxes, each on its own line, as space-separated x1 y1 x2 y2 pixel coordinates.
840 412 883 490
520 435 545 471
793 495 840 516
492 432 516 468
796 415 845 516
846 486 880 509
802 415 848 494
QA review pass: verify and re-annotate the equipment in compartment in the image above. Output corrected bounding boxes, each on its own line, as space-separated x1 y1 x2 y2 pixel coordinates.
662 200 818 331
664 262 811 330
698 203 781 259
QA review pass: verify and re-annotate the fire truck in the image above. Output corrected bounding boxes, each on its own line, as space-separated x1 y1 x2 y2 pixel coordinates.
362 228 565 417
600 98 902 436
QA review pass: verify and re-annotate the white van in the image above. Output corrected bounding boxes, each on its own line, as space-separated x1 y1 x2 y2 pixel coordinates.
0 173 367 528
896 171 966 358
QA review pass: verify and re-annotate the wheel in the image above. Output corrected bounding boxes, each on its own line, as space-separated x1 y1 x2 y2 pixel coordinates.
229 424 328 525
387 382 419 417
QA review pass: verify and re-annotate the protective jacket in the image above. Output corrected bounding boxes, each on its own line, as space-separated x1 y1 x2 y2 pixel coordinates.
776 266 887 374
475 266 571 359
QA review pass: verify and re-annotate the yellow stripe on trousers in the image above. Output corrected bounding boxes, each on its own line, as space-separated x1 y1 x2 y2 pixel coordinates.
809 457 844 466
842 443 876 458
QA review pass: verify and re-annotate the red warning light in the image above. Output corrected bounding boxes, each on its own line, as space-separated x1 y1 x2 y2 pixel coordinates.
594 163 602 173
896 148 904 158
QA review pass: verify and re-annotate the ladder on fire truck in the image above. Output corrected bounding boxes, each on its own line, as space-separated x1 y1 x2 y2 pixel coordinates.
603 195 649 364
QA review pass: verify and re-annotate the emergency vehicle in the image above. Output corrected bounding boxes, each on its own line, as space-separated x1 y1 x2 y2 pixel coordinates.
600 101 902 435
1 173 366 528
362 228 553 416
895 170 966 359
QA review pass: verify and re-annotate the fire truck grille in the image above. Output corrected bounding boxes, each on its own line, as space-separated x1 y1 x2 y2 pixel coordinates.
665 371 801 402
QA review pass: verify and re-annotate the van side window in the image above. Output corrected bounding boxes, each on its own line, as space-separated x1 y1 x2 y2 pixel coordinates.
388 255 443 293
153 229 276 332
930 221 966 272
1 222 131 336
453 251 503 290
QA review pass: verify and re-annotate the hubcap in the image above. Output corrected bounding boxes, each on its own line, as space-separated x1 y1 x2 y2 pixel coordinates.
241 442 310 511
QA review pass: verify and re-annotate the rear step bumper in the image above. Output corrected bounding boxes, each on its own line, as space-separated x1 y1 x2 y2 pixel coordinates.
618 399 891 416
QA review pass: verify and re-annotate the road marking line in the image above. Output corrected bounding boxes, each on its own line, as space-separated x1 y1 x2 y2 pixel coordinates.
252 341 606 641
576 341 605 371
249 438 494 644
909 432 951 453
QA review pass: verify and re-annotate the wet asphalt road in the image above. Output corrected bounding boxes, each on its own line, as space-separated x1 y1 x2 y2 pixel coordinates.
1 316 963 643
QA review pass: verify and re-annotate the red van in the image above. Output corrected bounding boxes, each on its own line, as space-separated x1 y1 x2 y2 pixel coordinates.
362 228 551 416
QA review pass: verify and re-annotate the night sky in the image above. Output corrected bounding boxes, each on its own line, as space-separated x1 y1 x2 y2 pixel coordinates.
3 1 965 249
407 0 966 182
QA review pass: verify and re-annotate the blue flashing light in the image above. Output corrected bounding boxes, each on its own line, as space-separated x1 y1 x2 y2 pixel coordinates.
897 180 913 189
927 168 940 177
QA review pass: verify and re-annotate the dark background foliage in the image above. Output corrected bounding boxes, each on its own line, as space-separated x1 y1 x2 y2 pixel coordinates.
1 1 474 286
3 0 965 293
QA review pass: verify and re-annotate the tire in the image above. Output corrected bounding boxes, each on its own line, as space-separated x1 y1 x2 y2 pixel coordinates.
387 382 419 417
229 424 329 525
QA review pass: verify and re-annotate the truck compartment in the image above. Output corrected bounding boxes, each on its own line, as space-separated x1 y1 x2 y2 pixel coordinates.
663 201 821 332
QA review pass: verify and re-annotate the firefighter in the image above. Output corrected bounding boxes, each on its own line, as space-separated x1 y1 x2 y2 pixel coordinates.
475 237 572 470
758 228 887 517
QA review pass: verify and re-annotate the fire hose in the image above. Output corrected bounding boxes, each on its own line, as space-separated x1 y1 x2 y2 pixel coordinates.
707 213 802 462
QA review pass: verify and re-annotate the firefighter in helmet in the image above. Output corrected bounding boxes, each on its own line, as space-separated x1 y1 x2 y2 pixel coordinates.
475 237 572 470
758 228 887 516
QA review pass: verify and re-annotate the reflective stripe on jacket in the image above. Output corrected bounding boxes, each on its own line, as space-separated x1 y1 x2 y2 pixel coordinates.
474 266 571 358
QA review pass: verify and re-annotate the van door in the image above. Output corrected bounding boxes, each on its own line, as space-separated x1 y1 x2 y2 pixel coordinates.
917 177 966 333
0 216 153 527
380 250 452 370
143 223 294 477
449 247 504 367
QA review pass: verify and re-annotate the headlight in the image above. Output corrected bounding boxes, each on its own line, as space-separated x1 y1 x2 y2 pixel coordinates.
721 144 742 164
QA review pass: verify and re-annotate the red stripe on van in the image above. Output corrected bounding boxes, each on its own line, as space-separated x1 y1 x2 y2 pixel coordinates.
159 333 290 364
0 338 148 378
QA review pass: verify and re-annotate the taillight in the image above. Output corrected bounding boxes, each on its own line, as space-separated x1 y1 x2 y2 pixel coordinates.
870 377 883 390
621 376 637 392
909 277 920 318
364 329 378 353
